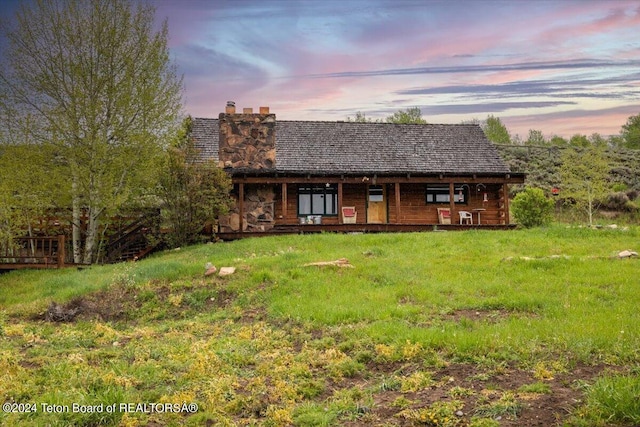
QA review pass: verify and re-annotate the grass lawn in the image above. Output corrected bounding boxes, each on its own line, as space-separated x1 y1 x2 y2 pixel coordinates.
1 226 639 426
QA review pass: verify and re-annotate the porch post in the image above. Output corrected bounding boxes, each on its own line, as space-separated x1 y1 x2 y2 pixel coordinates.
239 183 245 233
57 235 65 268
338 182 343 224
395 182 401 223
449 182 456 224
281 183 288 223
502 183 510 225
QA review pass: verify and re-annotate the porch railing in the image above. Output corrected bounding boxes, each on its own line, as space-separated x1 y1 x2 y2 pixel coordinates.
0 235 68 269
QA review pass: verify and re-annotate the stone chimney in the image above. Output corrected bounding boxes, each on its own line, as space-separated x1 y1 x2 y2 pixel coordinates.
219 102 276 170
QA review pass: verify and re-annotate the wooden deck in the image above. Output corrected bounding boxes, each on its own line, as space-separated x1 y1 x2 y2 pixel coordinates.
0 236 71 270
1 211 161 270
217 223 517 240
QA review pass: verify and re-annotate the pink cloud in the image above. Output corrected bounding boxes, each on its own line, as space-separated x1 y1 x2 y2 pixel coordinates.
170 0 639 138
503 105 639 138
530 3 640 53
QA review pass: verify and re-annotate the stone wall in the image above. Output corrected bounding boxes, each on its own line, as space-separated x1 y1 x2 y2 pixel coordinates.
218 106 276 170
219 185 276 233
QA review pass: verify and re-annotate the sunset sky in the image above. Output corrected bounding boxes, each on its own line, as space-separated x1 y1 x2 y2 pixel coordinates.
2 0 639 138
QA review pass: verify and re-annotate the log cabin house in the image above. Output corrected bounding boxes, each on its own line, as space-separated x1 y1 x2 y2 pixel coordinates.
193 103 525 239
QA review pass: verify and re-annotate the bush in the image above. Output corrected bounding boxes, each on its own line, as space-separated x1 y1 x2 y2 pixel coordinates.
511 187 554 228
601 192 638 212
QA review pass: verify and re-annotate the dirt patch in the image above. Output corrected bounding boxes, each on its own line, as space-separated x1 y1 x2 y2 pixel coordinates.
341 362 616 427
39 285 137 323
39 281 238 323
18 359 41 369
442 308 538 324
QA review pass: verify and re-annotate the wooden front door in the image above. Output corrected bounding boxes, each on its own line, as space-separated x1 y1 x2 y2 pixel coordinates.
367 185 387 223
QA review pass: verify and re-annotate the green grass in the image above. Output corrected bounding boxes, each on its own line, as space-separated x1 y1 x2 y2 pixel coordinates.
568 374 640 426
1 225 639 426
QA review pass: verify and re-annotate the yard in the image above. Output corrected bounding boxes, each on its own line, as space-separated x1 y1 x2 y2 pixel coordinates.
1 227 639 426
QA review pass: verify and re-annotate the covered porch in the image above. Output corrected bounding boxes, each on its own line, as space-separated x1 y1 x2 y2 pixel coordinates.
218 173 524 238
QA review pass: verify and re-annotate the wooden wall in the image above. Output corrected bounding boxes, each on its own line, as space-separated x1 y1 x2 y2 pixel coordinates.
273 182 506 225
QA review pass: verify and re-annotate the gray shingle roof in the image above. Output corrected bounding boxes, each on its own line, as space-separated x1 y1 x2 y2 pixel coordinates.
192 117 219 161
192 118 512 175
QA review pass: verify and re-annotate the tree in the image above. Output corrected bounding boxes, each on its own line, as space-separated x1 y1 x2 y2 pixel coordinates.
569 134 589 147
525 129 546 146
607 134 625 148
559 145 611 227
0 120 66 258
386 107 427 124
588 133 607 148
0 0 183 264
345 111 381 123
511 187 554 228
482 115 511 144
549 135 568 146
0 143 59 232
0 145 48 256
511 134 524 145
158 117 233 248
621 113 640 149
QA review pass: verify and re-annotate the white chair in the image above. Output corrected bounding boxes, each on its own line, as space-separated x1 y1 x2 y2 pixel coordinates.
459 211 473 225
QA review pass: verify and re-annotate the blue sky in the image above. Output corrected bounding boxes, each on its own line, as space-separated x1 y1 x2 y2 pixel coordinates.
2 0 639 138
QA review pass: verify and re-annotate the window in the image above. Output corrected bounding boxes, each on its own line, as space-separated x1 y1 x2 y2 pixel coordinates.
426 185 468 204
368 185 384 202
298 185 338 216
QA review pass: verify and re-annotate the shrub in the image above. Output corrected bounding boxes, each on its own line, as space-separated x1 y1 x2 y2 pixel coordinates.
511 187 554 228
601 192 637 212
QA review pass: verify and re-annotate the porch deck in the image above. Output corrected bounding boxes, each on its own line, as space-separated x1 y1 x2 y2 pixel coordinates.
0 236 70 270
217 222 516 240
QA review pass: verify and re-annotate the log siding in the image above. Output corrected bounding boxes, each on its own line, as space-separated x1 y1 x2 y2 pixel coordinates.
193 111 525 236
